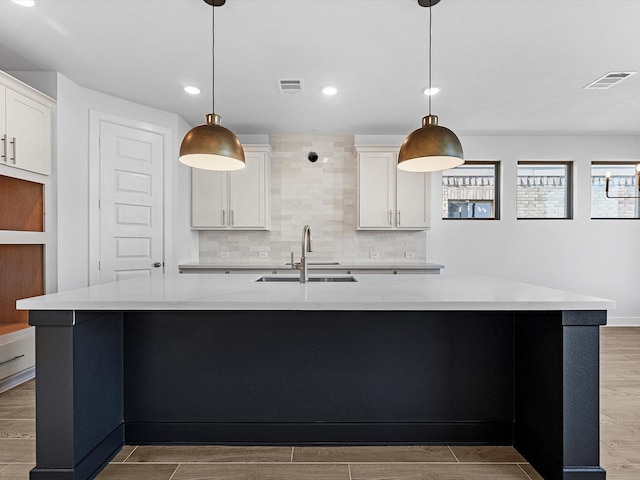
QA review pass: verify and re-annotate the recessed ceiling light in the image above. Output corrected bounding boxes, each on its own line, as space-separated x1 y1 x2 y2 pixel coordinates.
12 0 36 6
422 86 440 96
322 86 338 96
184 86 201 95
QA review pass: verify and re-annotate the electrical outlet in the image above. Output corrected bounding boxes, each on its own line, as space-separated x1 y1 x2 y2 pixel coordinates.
369 252 380 259
405 252 415 259
258 251 269 258
219 252 230 258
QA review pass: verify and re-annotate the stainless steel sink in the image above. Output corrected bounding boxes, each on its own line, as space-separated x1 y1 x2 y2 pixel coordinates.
255 275 357 283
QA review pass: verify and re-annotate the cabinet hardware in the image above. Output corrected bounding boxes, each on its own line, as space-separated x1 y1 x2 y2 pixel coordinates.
10 137 16 164
153 262 162 268
397 210 401 226
0 354 24 367
1 134 6 161
222 209 226 226
231 210 234 226
388 210 392 225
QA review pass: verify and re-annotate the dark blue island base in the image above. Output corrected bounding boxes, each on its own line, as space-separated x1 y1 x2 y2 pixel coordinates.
29 309 606 480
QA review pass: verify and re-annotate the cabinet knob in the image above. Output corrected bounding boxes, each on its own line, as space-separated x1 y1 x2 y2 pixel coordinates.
153 262 162 268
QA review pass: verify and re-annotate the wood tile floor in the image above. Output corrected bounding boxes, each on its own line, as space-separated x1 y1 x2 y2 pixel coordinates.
0 326 638 479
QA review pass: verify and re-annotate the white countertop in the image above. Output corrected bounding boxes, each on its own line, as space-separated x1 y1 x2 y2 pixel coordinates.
16 273 614 312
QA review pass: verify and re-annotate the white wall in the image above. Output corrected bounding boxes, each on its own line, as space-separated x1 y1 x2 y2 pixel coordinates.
55 74 197 291
428 135 640 325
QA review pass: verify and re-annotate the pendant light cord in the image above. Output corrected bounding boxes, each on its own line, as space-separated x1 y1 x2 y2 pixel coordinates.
428 3 432 116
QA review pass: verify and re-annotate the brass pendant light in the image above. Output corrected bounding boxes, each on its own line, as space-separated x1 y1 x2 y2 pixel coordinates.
179 0 245 171
398 0 463 172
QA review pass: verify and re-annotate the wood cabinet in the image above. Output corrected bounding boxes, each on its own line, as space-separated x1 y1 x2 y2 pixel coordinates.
0 71 52 391
192 145 271 230
1 71 53 176
356 146 430 230
0 243 41 392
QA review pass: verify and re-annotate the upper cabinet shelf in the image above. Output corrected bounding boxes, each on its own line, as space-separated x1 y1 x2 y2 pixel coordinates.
1 71 54 177
355 146 431 231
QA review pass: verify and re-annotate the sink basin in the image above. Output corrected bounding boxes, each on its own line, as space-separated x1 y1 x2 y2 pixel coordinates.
255 276 357 283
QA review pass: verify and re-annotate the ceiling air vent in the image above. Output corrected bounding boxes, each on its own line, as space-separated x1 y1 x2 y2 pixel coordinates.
277 79 304 95
584 72 636 90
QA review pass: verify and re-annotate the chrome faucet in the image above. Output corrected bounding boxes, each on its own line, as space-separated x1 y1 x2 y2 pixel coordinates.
292 225 312 283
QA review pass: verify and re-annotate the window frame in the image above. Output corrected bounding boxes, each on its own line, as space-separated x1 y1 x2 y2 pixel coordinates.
442 160 501 221
590 161 640 220
516 161 573 220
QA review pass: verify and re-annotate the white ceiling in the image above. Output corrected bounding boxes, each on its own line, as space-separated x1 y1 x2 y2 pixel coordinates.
1 0 639 136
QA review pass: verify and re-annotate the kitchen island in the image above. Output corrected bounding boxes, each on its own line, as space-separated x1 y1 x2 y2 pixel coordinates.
18 273 611 480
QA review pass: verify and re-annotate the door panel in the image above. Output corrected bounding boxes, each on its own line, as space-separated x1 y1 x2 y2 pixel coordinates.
5 89 50 175
358 152 394 228
396 169 430 229
192 169 227 228
99 122 164 283
229 153 266 228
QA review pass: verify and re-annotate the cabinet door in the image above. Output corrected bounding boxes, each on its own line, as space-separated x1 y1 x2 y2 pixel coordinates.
228 152 268 229
192 169 228 228
5 89 51 175
0 85 6 167
358 152 395 229
396 169 430 229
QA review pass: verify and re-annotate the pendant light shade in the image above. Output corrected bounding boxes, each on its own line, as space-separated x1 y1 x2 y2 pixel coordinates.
399 0 463 173
179 114 245 171
179 0 245 171
397 115 463 172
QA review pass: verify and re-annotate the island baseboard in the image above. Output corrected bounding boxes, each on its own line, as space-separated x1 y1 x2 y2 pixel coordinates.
124 421 513 445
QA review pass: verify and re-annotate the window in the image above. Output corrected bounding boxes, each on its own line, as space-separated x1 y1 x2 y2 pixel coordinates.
517 162 572 219
442 161 499 219
591 162 640 219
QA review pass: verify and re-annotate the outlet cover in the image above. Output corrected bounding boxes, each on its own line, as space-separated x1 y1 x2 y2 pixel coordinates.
369 252 380 259
220 252 230 258
405 252 415 259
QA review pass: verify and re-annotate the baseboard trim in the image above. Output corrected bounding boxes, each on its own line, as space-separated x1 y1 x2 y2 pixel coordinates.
125 421 513 445
0 366 34 394
603 317 640 326
30 423 124 480
562 466 606 479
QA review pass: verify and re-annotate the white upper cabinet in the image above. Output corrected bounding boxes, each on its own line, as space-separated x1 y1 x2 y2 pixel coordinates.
396 167 430 229
191 145 271 230
192 169 227 228
1 71 54 176
356 146 430 230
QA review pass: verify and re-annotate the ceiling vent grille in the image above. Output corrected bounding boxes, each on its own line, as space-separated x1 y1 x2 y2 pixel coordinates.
584 72 636 90
277 79 304 95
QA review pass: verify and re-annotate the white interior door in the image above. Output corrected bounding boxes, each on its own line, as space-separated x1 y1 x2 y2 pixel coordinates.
98 121 164 283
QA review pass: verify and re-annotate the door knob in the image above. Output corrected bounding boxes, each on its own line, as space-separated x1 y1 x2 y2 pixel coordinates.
153 262 162 268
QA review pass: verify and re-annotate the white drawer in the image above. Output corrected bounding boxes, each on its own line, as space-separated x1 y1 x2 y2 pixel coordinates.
0 334 35 380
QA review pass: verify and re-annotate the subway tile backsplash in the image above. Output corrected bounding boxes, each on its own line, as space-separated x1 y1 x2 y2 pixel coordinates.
199 134 427 264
